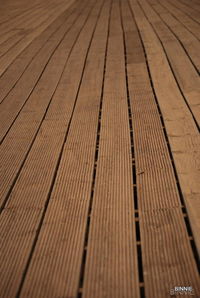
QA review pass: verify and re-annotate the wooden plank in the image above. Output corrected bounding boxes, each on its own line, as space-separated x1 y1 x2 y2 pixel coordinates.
157 0 200 40
147 0 200 71
20 2 111 296
0 1 79 104
0 2 42 26
180 0 200 11
0 1 60 45
11 3 59 31
189 0 200 6
82 1 140 297
122 1 200 297
0 0 75 76
0 1 85 142
0 29 24 47
0 3 45 34
170 0 200 24
0 0 94 207
0 31 26 58
13 1 70 33
0 0 60 56
129 0 200 257
179 0 200 14
152 0 200 40
5 0 74 52
0 0 106 297
137 0 200 127
0 1 199 297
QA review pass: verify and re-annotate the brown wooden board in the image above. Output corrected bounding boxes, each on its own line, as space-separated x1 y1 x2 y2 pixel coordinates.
82 0 140 297
137 0 200 127
130 0 200 259
0 1 79 104
0 0 199 297
0 0 94 206
0 0 75 76
123 0 200 297
169 0 200 24
175 0 200 19
0 1 84 143
20 1 112 296
0 0 105 296
158 0 200 40
179 0 200 13
147 0 200 71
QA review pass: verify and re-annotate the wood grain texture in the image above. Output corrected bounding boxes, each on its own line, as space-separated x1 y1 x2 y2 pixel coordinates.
130 0 200 257
20 1 108 296
172 0 200 23
122 0 200 297
147 0 200 71
82 0 139 297
0 0 199 297
0 0 75 76
0 1 79 104
0 2 83 142
0 0 104 296
158 0 200 40
138 0 200 126
0 0 91 208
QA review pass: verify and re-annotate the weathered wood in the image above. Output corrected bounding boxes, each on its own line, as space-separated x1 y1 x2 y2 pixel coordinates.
122 0 200 297
175 0 200 20
158 0 200 40
130 0 200 257
138 0 200 126
0 0 104 296
82 0 139 297
0 1 79 104
0 0 75 76
0 1 83 142
169 0 200 24
147 0 200 71
20 1 109 297
0 0 199 297
0 0 93 205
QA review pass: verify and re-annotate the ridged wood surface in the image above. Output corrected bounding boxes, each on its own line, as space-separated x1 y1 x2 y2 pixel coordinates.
0 0 199 297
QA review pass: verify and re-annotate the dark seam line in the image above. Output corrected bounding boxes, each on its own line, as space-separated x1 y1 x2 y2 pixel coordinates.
0 0 95 213
137 0 200 132
0 3 42 27
0 2 86 144
146 0 199 74
76 0 112 296
128 0 200 272
0 3 80 106
119 1 145 297
0 0 79 83
0 5 58 59
14 1 107 297
167 0 200 26
179 0 200 15
157 0 200 42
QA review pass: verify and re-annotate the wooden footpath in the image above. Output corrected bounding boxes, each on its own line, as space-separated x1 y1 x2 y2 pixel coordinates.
0 0 199 297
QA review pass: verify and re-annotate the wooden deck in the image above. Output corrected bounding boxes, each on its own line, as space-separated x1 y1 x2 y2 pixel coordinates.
0 0 199 297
